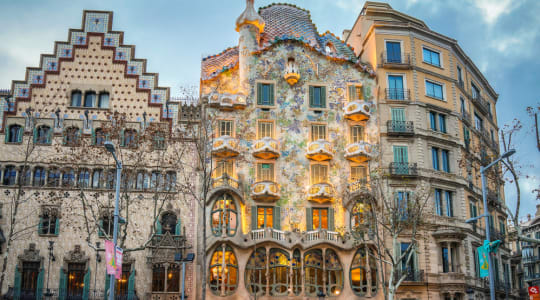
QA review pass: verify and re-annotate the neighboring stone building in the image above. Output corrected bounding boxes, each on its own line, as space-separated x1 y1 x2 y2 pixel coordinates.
199 1 381 299
520 206 540 289
0 11 197 300
345 2 517 299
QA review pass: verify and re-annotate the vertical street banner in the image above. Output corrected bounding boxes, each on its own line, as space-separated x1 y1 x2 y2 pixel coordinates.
529 286 540 300
115 246 123 279
477 245 489 278
105 240 116 275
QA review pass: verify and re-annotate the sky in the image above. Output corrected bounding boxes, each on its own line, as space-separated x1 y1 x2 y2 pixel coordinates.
0 0 538 220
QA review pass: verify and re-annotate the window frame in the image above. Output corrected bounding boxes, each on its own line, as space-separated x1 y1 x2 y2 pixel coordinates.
257 120 275 139
422 47 442 68
256 162 275 182
310 123 327 141
308 84 328 110
384 39 404 64
425 79 445 100
256 81 276 108
217 119 234 137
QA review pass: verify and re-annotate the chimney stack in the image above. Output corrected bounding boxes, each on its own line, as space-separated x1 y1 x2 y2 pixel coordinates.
536 204 540 217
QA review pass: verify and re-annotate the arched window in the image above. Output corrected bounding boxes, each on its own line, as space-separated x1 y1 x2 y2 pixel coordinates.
122 129 138 148
211 194 237 237
304 249 324 296
351 248 368 296
98 92 109 108
150 171 162 191
369 248 378 294
105 169 116 189
325 249 343 297
7 124 23 143
63 127 80 146
34 125 52 145
164 171 176 192
62 168 75 187
209 245 238 296
3 166 17 185
78 169 90 188
159 212 178 235
71 90 82 107
245 248 267 296
269 249 289 296
18 166 31 186
92 169 104 188
33 167 46 187
84 91 96 107
292 249 302 295
94 128 106 146
47 168 61 187
135 171 148 190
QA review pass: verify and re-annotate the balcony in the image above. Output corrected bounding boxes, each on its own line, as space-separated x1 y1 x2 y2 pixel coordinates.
487 189 502 209
208 92 246 110
304 229 339 242
461 110 471 126
522 255 540 264
389 162 418 177
252 137 280 159
380 53 412 69
387 120 414 136
250 227 286 241
307 182 334 203
471 95 490 116
344 141 374 163
385 88 411 101
525 273 540 281
348 178 370 194
211 174 240 190
344 100 372 122
212 135 239 158
306 139 334 161
489 226 505 242
248 228 348 248
251 181 280 202
394 269 425 283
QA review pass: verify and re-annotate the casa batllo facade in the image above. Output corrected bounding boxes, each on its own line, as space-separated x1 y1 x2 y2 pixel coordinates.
0 1 521 300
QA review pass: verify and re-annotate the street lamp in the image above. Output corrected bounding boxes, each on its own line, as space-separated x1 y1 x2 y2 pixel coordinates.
175 252 195 300
466 148 516 300
104 141 122 300
44 241 55 299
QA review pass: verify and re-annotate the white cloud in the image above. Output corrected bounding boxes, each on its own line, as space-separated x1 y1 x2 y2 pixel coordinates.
471 0 522 25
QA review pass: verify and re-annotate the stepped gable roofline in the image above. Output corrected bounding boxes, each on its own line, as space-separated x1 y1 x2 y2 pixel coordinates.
236 0 265 33
8 10 172 122
201 46 239 81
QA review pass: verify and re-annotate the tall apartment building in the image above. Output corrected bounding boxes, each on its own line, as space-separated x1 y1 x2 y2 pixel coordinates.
521 206 540 289
0 11 198 300
345 2 517 299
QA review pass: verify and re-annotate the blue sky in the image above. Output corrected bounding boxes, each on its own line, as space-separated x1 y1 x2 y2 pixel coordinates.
0 0 538 219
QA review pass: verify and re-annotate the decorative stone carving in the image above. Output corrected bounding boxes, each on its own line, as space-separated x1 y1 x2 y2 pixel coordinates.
18 243 43 263
64 245 89 264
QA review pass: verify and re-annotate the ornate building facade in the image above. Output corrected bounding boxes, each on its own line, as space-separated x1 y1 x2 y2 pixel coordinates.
0 11 197 300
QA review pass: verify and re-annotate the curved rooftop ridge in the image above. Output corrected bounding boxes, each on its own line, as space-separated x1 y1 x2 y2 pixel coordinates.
201 46 239 80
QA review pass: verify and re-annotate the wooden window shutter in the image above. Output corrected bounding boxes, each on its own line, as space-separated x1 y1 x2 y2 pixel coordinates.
309 86 314 107
348 85 355 101
257 83 263 105
321 86 326 107
269 84 275 105
328 207 335 231
251 206 258 230
306 207 313 231
272 206 281 230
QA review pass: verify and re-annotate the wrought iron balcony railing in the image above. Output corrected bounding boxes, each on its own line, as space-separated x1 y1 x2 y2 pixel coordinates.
385 88 411 101
387 120 414 136
389 162 418 176
211 174 240 190
348 178 369 194
394 269 425 282
380 53 412 68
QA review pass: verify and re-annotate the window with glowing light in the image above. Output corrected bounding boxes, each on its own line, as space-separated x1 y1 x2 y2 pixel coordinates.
115 264 131 297
348 84 363 101
350 248 368 295
67 263 85 298
150 263 180 292
211 194 237 237
209 245 238 296
152 264 165 292
325 249 344 297
269 249 290 296
351 198 371 237
312 208 328 230
257 207 273 229
245 247 267 296
304 249 324 296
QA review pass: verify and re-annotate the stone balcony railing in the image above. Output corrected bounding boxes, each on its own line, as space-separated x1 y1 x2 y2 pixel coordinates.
344 141 374 163
307 182 334 203
251 181 280 202
211 174 240 190
250 227 343 245
252 137 280 159
306 139 334 161
212 135 239 158
344 100 371 122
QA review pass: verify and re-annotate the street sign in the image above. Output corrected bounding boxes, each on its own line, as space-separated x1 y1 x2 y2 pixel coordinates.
529 286 540 300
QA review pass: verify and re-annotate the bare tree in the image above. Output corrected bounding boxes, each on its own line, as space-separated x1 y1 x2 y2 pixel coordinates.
358 173 431 300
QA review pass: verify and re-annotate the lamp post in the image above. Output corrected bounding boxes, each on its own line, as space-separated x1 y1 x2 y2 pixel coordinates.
104 141 122 300
466 149 515 300
44 241 55 299
94 242 101 300
175 252 195 299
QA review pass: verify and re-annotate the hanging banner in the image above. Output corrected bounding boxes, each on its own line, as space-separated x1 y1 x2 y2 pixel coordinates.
529 286 540 300
115 246 123 279
105 240 116 275
477 245 489 278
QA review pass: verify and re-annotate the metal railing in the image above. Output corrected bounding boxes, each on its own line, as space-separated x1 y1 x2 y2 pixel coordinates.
381 53 411 67
525 273 540 281
385 88 411 101
461 110 471 124
211 174 240 190
522 255 540 264
489 226 505 242
471 95 490 115
394 269 425 282
389 162 418 176
387 120 414 135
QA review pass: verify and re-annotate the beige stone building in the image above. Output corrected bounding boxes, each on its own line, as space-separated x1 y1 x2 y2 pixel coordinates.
344 2 518 299
0 11 198 300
